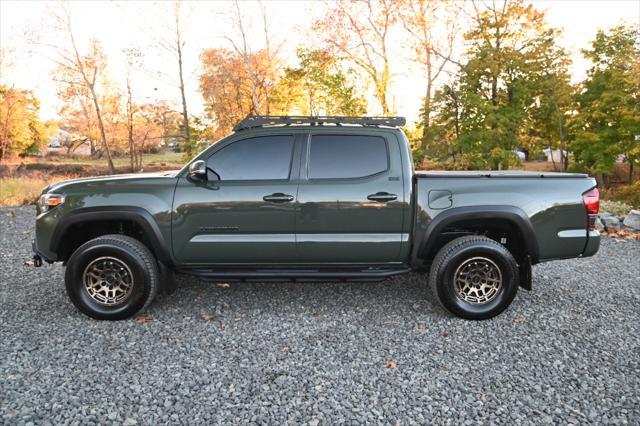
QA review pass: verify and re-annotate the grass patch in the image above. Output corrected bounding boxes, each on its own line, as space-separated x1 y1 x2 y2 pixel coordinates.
0 174 82 207
42 151 184 167
0 152 185 207
0 177 49 207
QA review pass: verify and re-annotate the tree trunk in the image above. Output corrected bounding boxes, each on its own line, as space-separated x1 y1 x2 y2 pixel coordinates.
421 92 431 148
629 160 634 184
596 173 610 188
89 85 114 174
375 80 389 116
420 56 433 151
260 0 271 115
176 19 191 144
0 139 7 163
492 27 500 107
451 86 460 159
375 58 391 115
176 35 190 146
553 91 568 172
136 148 142 170
1 106 12 162
491 76 498 106
126 79 135 172
550 147 558 171
380 81 389 115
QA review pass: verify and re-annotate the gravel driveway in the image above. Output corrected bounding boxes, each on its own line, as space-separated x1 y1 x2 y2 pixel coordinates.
1 206 639 425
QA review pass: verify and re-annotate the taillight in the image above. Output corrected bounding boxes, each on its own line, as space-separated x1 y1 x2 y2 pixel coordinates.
582 188 599 230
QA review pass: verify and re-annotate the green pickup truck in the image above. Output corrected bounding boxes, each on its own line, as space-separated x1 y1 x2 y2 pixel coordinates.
32 116 601 321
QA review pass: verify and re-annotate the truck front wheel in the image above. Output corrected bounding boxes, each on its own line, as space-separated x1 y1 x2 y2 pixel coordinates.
65 234 159 320
428 236 519 320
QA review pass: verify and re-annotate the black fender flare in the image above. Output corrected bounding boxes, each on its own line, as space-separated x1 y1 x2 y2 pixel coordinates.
417 205 540 265
50 206 172 263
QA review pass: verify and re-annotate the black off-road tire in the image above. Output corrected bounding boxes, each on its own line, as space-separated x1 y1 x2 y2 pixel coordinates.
65 234 159 320
428 236 519 320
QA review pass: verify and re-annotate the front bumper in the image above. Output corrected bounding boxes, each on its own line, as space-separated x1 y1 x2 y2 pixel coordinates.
582 230 601 258
32 240 53 266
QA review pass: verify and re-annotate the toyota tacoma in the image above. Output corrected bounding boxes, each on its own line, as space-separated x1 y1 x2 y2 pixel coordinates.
32 116 601 320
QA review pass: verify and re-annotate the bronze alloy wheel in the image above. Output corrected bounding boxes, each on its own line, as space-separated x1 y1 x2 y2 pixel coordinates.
453 256 503 305
429 236 519 320
82 256 134 306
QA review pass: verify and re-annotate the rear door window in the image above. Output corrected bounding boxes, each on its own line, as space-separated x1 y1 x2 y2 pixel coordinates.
308 134 388 179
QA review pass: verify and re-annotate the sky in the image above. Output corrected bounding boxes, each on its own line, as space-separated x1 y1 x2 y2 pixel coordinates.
1 0 639 125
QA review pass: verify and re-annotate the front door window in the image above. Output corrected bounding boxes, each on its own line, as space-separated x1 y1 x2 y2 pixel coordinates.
172 134 298 264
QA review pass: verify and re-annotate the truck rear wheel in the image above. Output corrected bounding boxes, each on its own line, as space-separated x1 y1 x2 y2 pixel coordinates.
65 234 158 320
428 236 519 320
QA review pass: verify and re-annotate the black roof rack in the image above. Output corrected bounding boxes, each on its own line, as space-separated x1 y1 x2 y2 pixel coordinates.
233 115 406 131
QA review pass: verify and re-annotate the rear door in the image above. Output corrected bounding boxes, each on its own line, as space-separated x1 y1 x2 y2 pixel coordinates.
172 133 302 264
295 130 407 263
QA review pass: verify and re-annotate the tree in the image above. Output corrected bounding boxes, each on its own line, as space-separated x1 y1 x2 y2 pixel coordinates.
134 1 194 149
220 0 282 116
571 24 640 182
273 49 367 116
50 4 116 172
123 47 145 172
200 48 267 137
171 1 191 147
0 86 48 160
426 84 462 164
524 46 574 170
399 0 460 151
437 0 566 170
53 42 123 164
128 103 166 170
313 0 398 115
55 81 98 155
155 102 183 147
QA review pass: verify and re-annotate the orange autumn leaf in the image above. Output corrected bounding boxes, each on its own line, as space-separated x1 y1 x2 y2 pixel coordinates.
133 315 152 324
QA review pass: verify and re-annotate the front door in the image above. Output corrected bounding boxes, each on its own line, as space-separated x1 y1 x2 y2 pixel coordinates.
172 134 301 265
296 131 407 264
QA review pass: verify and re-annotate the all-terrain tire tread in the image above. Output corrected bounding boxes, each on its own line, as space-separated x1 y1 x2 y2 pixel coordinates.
67 234 159 313
428 235 515 314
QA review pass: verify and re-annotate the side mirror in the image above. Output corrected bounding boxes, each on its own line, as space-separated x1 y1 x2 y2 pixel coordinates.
188 160 207 180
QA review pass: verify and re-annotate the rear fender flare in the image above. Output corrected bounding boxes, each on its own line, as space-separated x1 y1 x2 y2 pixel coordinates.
418 205 539 265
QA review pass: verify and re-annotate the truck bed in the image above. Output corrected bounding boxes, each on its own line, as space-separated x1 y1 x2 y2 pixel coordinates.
412 171 598 264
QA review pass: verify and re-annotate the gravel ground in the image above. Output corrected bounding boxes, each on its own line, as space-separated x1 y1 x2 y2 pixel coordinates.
1 206 639 425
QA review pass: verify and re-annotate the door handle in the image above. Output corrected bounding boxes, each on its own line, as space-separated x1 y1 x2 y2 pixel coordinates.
263 193 294 203
367 192 397 202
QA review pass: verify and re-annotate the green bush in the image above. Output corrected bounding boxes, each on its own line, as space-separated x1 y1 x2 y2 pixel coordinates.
612 182 640 208
600 200 634 217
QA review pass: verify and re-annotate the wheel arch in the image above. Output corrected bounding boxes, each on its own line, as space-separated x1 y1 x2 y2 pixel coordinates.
418 205 539 266
50 206 172 263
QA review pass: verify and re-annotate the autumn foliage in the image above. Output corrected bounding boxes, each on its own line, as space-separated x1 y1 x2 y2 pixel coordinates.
0 0 637 187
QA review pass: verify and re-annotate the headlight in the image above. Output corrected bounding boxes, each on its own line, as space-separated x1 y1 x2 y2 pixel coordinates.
39 193 65 212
